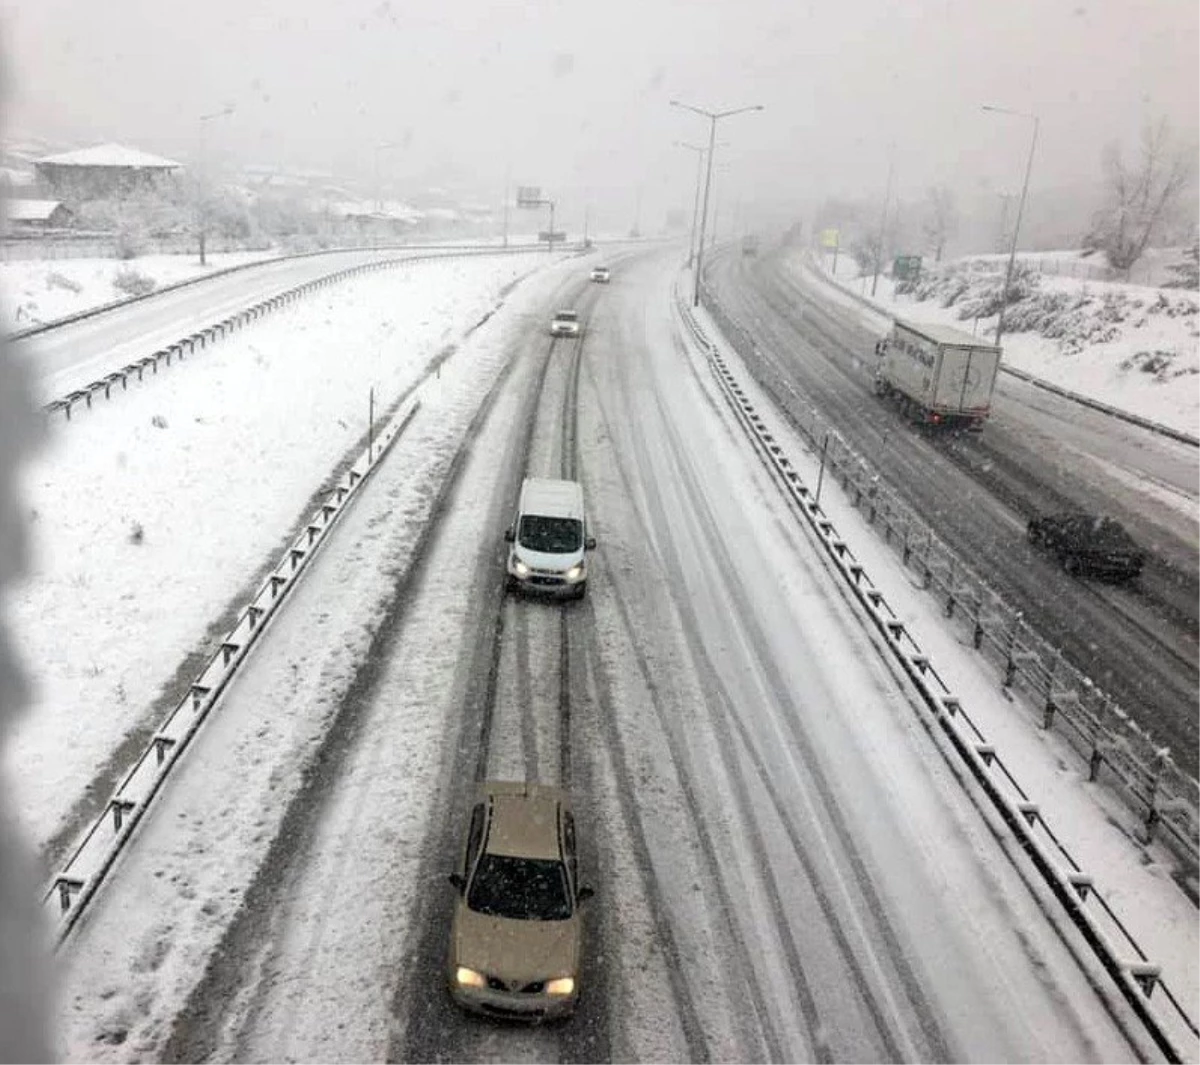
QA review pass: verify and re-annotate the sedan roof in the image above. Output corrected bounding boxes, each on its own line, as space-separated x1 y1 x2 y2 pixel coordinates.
480 781 567 861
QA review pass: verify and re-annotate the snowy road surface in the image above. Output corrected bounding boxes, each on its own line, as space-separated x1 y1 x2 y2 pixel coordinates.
8 251 565 866
39 247 1158 1061
706 247 1199 778
10 246 522 402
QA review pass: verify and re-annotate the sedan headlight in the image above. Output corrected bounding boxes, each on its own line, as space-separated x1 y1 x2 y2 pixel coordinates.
545 976 575 997
513 559 530 577
455 966 486 989
565 563 584 581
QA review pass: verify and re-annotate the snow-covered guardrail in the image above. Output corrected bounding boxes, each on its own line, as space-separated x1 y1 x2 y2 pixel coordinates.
675 285 1198 1064
700 278 1199 868
803 252 1199 448
39 245 557 423
8 241 551 343
42 395 420 943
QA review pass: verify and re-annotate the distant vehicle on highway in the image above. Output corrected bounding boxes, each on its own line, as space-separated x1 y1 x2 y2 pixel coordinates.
447 781 592 1021
505 477 595 598
550 309 581 337
1027 512 1145 581
741 234 759 256
589 266 611 283
874 320 1001 431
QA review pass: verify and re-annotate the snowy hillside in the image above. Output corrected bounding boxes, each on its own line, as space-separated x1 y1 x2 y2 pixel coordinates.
815 252 1200 437
0 253 277 333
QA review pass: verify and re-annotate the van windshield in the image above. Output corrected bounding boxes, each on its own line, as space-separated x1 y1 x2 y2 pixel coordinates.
519 515 582 553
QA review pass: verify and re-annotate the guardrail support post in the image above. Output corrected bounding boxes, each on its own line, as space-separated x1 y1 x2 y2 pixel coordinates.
1003 614 1022 688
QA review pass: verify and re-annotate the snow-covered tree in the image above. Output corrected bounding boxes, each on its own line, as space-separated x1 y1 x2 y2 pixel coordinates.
1085 119 1195 274
1163 238 1199 290
922 185 958 262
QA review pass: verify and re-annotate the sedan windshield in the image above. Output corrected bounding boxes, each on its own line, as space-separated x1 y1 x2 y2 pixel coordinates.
519 515 582 553
467 854 572 920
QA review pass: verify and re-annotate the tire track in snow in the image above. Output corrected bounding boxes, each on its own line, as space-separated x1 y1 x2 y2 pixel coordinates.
393 281 614 1063
635 323 951 1061
576 361 780 1061
160 316 533 1064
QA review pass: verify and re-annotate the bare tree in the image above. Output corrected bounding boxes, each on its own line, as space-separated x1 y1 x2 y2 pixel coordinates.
922 185 958 262
850 230 883 277
1085 119 1195 273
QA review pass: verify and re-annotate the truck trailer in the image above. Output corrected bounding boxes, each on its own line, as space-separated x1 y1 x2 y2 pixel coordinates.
873 319 1001 430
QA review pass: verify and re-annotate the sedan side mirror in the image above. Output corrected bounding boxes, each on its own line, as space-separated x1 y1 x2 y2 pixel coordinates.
504 528 515 543
585 536 596 551
448 873 466 892
577 885 595 902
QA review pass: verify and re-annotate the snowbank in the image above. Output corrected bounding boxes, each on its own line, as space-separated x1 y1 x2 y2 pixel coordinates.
0 252 280 333
812 251 1200 437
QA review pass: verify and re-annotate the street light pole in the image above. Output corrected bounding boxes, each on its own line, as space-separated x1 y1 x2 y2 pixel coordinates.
983 105 1040 349
676 142 705 268
671 99 763 306
197 105 233 266
870 152 895 297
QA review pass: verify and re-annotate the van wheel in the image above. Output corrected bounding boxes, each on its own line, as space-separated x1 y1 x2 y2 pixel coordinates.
573 582 587 600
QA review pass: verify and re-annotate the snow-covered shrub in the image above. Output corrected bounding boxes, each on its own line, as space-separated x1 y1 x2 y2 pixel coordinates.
45 272 82 294
112 268 156 297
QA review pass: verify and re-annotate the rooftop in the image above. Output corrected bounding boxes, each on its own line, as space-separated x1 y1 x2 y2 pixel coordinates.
36 143 182 170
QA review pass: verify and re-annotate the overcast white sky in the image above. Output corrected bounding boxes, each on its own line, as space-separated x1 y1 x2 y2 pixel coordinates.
1 0 1196 232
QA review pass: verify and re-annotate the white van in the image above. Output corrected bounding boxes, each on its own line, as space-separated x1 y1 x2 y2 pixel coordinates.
504 478 596 598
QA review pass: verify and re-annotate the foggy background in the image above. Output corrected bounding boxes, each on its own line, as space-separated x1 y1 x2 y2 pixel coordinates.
1 0 1197 249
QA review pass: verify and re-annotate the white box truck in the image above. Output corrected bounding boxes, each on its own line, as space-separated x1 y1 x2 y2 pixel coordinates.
873 319 1001 430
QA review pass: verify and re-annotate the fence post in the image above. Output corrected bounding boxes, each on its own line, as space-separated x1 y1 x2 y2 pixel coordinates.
814 433 829 507
1141 748 1169 843
1043 650 1061 729
1003 613 1022 688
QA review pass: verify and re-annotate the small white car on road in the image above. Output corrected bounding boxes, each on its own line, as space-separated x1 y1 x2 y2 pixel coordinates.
589 266 611 283
549 310 581 337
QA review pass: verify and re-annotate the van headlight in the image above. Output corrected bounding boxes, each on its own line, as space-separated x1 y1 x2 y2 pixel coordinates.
455 967 486 989
565 563 584 581
546 976 575 996
513 559 530 577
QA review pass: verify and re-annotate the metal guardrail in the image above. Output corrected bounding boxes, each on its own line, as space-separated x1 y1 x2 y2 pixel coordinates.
42 395 421 943
40 246 550 423
9 241 556 343
701 279 1200 869
802 253 1199 448
675 285 1198 1064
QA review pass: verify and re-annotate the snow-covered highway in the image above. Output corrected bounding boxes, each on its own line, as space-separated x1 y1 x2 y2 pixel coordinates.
706 247 1199 781
7 246 1194 1061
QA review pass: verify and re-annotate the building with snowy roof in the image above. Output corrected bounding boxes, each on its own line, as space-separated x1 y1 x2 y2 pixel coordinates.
4 199 75 232
34 143 183 201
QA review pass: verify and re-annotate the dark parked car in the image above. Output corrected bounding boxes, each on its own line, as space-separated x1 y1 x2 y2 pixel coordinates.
1027 512 1145 581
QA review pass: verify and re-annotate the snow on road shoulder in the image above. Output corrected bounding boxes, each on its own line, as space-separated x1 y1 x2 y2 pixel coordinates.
5 251 556 857
800 248 1200 437
688 288 1199 1059
52 252 579 1062
1 251 280 333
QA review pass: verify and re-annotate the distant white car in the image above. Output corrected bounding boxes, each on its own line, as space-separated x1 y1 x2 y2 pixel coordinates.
589 266 611 283
550 310 581 337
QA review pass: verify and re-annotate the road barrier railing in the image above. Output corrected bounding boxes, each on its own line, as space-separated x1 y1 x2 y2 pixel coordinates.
39 245 557 423
675 283 1198 1063
804 253 1198 448
42 395 421 944
698 278 1199 868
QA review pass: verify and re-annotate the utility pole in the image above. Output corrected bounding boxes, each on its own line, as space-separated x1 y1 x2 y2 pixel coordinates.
676 141 706 269
671 99 763 306
197 105 233 266
983 105 1040 349
871 152 894 297
502 167 511 248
